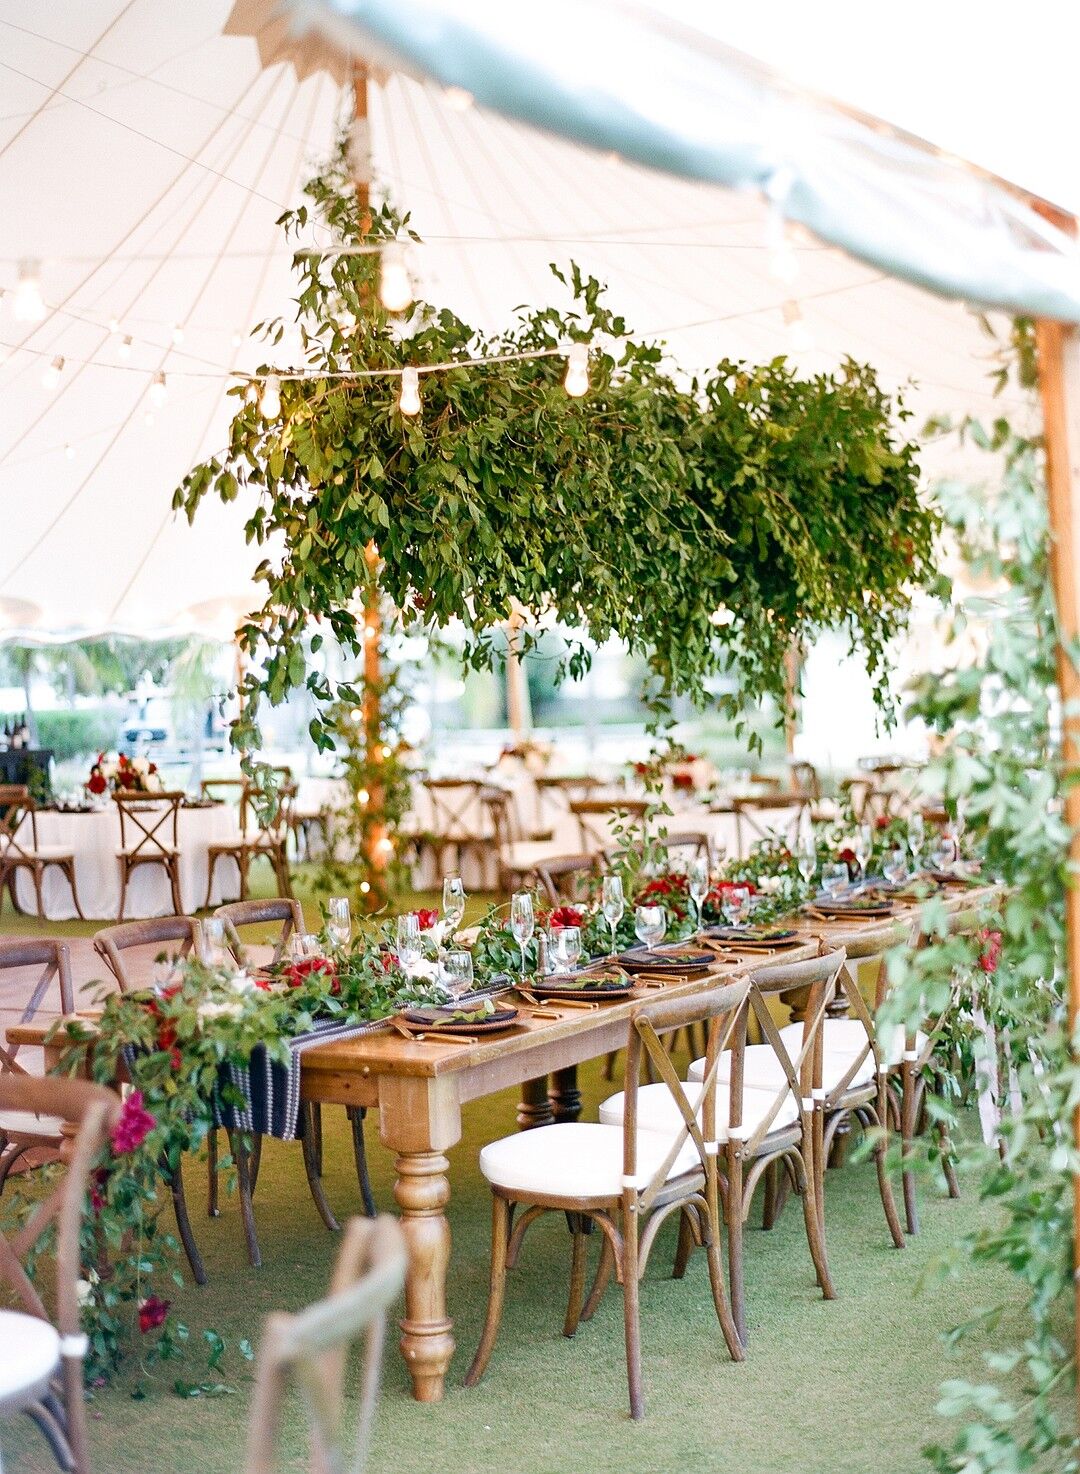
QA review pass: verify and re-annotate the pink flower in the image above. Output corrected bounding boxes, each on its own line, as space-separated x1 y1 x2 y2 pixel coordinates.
138 1297 170 1333
110 1091 156 1156
978 929 1002 974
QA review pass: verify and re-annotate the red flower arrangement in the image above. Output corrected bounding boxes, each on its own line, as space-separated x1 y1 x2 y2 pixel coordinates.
978 929 1002 975
414 908 439 930
138 1297 171 1334
87 763 107 796
110 1091 156 1156
285 956 340 994
549 905 584 929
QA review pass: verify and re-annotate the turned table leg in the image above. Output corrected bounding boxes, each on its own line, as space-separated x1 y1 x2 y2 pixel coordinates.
550 1066 582 1122
393 1149 455 1401
518 1075 554 1129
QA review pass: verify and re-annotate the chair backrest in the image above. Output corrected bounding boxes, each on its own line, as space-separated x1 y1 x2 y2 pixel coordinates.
200 777 246 807
533 774 600 834
0 1074 120 1474
660 830 711 865
569 796 649 854
215 897 305 967
789 760 821 801
534 852 600 905
244 1214 406 1474
93 916 200 992
113 791 183 859
0 937 74 1073
479 785 520 850
0 782 37 859
620 976 752 1210
423 778 489 841
241 780 296 847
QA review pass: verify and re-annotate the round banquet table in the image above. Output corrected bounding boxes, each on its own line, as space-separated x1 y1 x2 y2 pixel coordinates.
13 805 244 920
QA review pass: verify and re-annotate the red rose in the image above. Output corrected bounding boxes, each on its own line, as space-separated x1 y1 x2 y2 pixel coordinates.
978 929 1002 974
90 1166 109 1215
285 957 339 994
549 905 584 929
633 761 649 776
87 772 107 795
148 763 157 775
672 772 693 791
713 879 757 897
876 815 890 830
138 1297 170 1334
110 1091 156 1156
414 908 439 930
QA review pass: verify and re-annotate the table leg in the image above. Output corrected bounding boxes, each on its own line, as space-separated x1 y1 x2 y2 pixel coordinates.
550 1065 582 1122
393 1149 455 1401
517 1074 554 1129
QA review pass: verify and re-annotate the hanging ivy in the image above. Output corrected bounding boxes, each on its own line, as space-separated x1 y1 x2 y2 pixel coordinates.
173 146 939 760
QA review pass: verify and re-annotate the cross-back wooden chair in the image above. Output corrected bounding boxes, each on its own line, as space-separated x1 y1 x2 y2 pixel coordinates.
0 1074 120 1474
244 1215 405 1474
465 977 750 1419
0 784 84 920
422 778 492 882
534 853 600 906
730 794 807 858
113 789 184 920
200 777 247 805
533 774 601 838
569 796 649 855
659 830 711 866
0 938 76 1191
215 897 378 1220
789 760 822 802
203 782 295 906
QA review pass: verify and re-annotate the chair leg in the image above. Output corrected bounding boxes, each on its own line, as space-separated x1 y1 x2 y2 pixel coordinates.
310 1102 323 1176
207 1129 219 1217
581 1233 614 1322
798 1146 835 1302
202 853 221 911
935 1102 961 1199
602 1051 618 1081
563 1216 589 1338
901 1058 919 1235
62 859 85 921
31 862 45 920
464 1194 512 1386
300 1103 339 1233
727 1150 746 1345
761 1159 779 1230
169 1159 207 1285
704 1170 744 1362
168 857 183 917
871 1090 906 1249
621 1205 644 1420
117 861 129 923
348 1106 377 1217
672 1207 695 1279
229 1131 262 1269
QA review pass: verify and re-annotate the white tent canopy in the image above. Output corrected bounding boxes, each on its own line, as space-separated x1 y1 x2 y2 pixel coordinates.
0 0 1032 642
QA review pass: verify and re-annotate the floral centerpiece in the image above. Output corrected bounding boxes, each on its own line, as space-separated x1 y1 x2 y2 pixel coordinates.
86 751 163 797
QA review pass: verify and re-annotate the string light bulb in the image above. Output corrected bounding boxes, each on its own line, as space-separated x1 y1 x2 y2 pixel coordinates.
564 342 590 398
41 355 64 390
118 334 132 360
379 243 412 313
398 366 421 416
259 374 281 419
149 371 168 408
14 260 45 322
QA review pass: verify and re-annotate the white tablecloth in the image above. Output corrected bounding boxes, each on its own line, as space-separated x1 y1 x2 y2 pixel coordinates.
14 806 244 920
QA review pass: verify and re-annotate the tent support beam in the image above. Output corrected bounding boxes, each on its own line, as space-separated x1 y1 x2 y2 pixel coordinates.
505 609 532 739
1035 313 1080 1417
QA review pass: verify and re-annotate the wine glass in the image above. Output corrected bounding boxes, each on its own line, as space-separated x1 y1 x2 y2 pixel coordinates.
821 862 848 899
396 913 422 977
688 857 709 930
601 875 625 958
634 904 666 952
930 831 957 871
853 823 872 883
883 847 908 886
552 925 582 974
510 891 535 984
797 833 817 891
327 896 352 950
289 932 324 961
907 812 925 872
726 885 752 927
442 875 466 938
442 950 474 1000
199 916 229 971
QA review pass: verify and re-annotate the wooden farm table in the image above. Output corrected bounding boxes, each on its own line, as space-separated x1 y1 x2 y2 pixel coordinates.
7 884 999 1404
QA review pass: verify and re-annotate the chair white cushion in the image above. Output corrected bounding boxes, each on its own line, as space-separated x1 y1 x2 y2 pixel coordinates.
688 1039 877 1094
25 845 74 861
778 1019 928 1071
0 1109 65 1139
117 846 178 857
0 1311 60 1415
478 1122 701 1199
599 1081 799 1141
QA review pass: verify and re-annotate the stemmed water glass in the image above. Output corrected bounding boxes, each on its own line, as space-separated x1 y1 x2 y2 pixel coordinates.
883 847 908 887
442 950 474 1000
853 823 872 884
199 916 229 971
688 857 709 932
634 904 666 953
797 832 817 894
930 830 958 871
726 885 752 928
396 913 422 979
442 875 466 940
510 891 535 984
289 932 324 962
907 812 925 873
601 875 625 958
821 863 848 900
552 925 582 975
327 896 352 950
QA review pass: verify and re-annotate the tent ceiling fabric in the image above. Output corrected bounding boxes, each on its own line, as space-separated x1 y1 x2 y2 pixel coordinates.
0 0 1028 641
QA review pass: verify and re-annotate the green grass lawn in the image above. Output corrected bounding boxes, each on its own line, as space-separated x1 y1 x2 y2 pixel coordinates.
0 872 1019 1473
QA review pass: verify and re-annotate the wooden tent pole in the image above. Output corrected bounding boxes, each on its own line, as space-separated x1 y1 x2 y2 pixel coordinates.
1034 313 1080 1411
505 610 532 740
350 61 388 909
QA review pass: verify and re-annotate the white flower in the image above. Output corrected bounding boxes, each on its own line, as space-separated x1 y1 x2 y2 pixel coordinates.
197 998 243 1024
76 1271 99 1306
758 875 782 895
407 960 440 983
132 756 149 775
227 971 256 995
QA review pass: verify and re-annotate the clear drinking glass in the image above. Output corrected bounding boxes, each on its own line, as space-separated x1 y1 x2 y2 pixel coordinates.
907 812 925 871
883 847 908 886
688 857 709 929
442 875 466 937
930 832 957 870
797 833 817 891
634 904 666 951
199 916 229 970
821 863 848 899
396 913 422 976
601 875 625 957
289 932 324 962
552 925 582 974
443 950 474 999
327 896 352 950
854 823 872 882
510 891 535 983
727 885 752 927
